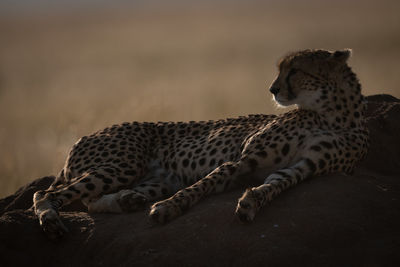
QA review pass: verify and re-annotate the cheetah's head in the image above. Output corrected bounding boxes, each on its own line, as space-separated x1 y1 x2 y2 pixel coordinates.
269 49 352 110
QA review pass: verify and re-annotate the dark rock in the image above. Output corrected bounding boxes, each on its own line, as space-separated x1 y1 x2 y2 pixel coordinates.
0 176 53 215
0 95 399 267
362 95 400 174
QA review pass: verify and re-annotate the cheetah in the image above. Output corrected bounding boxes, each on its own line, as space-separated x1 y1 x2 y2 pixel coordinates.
33 49 369 239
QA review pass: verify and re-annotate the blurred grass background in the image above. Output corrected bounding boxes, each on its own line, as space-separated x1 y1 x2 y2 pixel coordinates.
0 0 399 197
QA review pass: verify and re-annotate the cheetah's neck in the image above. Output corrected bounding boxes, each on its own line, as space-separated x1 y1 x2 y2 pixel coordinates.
317 66 367 130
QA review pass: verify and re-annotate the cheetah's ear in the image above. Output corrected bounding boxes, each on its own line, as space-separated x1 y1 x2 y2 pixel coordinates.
331 49 352 63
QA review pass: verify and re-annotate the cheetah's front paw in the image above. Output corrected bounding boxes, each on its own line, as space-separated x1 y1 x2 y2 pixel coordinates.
235 188 259 223
38 209 69 239
149 200 183 223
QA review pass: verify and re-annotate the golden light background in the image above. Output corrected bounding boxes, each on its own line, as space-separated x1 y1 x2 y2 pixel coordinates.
1 0 399 197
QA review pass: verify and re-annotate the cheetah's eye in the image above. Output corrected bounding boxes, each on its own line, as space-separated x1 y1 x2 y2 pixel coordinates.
286 68 297 78
285 68 298 85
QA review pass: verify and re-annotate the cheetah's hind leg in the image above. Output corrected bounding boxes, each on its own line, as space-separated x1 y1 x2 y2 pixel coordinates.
88 173 180 213
34 166 138 239
86 189 148 213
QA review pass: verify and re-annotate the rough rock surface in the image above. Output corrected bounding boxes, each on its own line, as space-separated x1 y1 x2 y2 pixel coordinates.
1 94 399 267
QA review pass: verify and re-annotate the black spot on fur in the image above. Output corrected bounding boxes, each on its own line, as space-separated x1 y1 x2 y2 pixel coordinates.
104 168 115 174
281 143 290 156
124 170 137 176
209 148 217 156
171 162 177 170
191 161 197 170
320 141 333 149
103 178 113 184
86 183 95 191
182 159 189 167
95 173 105 179
318 159 326 169
311 145 321 151
118 177 129 183
304 158 316 173
255 151 268 158
247 158 258 170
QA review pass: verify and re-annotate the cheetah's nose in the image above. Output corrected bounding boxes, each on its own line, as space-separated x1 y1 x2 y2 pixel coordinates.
269 86 280 95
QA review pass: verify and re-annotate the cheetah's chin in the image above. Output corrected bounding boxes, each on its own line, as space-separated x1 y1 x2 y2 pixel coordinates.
274 98 294 108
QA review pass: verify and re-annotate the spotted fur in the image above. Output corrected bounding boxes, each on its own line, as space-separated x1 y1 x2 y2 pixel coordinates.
33 49 369 238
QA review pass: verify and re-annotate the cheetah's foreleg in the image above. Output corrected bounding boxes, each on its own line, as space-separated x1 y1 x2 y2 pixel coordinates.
149 161 249 223
33 190 68 239
235 158 316 222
